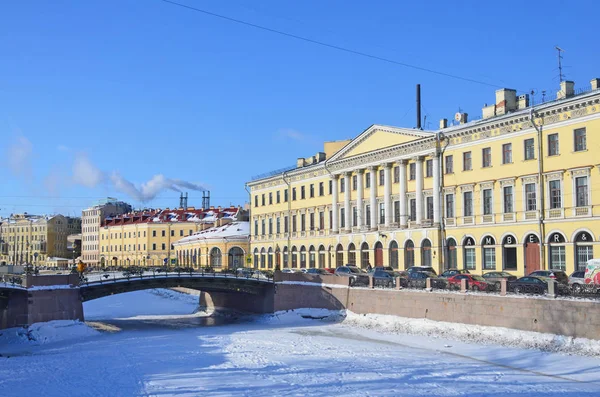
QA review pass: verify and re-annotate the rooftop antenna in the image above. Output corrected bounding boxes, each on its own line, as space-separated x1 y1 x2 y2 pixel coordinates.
555 46 565 83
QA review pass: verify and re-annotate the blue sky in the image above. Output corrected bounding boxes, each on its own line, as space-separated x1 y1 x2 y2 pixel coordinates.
1 0 599 217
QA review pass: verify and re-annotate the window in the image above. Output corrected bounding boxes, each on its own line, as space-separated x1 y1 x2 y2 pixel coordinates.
366 205 371 227
379 203 385 224
550 246 566 270
445 155 453 174
309 213 315 230
575 232 594 271
463 191 473 216
482 237 496 270
254 220 258 236
549 180 562 209
300 186 305 200
292 187 297 201
574 128 586 152
426 196 433 220
503 186 513 213
409 199 416 221
153 231 156 237
161 230 165 237
426 159 433 177
463 152 472 171
328 180 332 194
365 172 371 188
483 189 493 215
319 211 325 230
445 194 454 218
292 215 297 232
261 194 265 206
254 195 258 207
548 133 559 156
394 201 400 223
319 182 324 196
352 207 357 227
393 166 399 183
284 216 289 233
340 208 345 228
502 143 512 164
276 190 280 203
379 169 384 186
261 219 265 235
409 163 416 180
352 175 357 191
525 183 537 211
152 243 156 250
575 177 589 207
524 138 535 160
310 184 314 198
170 230 174 237
465 248 476 270
161 243 166 250
179 230 183 237
340 178 345 193
268 218 273 235
284 189 289 202
276 217 281 234
482 147 492 167
301 214 306 231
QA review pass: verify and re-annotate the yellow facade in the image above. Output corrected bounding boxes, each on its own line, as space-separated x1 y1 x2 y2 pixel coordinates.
248 82 600 276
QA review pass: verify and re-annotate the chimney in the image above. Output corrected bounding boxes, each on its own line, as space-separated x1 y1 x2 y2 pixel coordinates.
458 113 468 124
416 84 422 129
517 94 529 109
296 158 306 168
591 78 600 91
557 80 575 99
439 118 448 129
495 89 517 115
482 103 496 119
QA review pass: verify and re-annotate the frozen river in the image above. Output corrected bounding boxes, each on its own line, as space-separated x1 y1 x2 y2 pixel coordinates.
1 289 600 396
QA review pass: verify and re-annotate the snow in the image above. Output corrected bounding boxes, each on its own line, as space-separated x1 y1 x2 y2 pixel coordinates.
175 221 249 245
2 290 600 396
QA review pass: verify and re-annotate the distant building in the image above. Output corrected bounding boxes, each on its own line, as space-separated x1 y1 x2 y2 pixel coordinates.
81 198 132 266
99 206 248 268
0 213 82 266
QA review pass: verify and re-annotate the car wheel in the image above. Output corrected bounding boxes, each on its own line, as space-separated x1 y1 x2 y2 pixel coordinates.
572 284 582 293
495 282 501 291
387 280 393 288
514 286 522 294
472 285 479 292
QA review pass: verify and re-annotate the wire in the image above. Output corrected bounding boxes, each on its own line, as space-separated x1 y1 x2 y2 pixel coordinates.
158 0 510 90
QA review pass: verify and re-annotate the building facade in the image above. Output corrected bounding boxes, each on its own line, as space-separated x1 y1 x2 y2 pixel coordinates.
173 221 249 270
0 213 82 266
81 198 132 266
247 79 600 276
98 206 247 268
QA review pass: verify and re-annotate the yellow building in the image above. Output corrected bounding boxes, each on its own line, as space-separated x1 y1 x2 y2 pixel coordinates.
98 206 247 268
173 221 249 270
0 213 82 266
247 78 600 276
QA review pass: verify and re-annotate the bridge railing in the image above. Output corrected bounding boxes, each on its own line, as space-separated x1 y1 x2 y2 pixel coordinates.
0 274 26 289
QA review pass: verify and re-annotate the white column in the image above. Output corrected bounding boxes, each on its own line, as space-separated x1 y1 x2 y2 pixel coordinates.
399 160 407 228
344 172 351 232
384 163 392 227
331 175 339 233
433 154 441 225
369 166 377 230
356 169 364 229
415 156 424 225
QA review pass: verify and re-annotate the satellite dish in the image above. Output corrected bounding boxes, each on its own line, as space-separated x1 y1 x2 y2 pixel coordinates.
454 112 463 121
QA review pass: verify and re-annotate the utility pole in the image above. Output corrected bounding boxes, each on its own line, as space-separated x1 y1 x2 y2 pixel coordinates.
555 46 565 83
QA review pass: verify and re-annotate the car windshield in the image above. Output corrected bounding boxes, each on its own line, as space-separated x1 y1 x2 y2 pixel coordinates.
472 276 486 281
498 272 512 277
348 268 362 274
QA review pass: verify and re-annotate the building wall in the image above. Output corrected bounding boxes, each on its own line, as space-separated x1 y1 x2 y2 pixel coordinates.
81 201 131 266
248 87 600 276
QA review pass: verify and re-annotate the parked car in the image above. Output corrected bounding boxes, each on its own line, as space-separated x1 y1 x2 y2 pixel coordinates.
406 271 445 288
568 270 586 293
281 268 299 273
481 271 518 290
323 268 336 274
447 274 491 291
374 266 395 272
508 276 549 294
306 268 331 275
335 266 369 286
407 266 438 275
367 269 397 288
528 269 569 285
439 268 471 278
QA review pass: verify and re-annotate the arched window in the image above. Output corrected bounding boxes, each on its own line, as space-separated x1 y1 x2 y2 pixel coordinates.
502 235 517 271
336 244 344 268
404 240 414 269
267 247 273 269
318 245 325 268
260 247 266 268
210 247 222 268
548 232 566 270
348 243 356 266
228 247 244 269
524 234 540 275
463 237 476 270
360 242 370 268
421 239 432 267
300 246 307 268
374 241 383 267
309 245 316 268
389 241 398 269
575 231 594 271
482 236 496 270
291 246 298 268
283 246 289 267
193 249 199 267
446 238 457 270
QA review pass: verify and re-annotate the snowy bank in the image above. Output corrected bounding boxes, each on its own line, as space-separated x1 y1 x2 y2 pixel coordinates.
0 320 98 347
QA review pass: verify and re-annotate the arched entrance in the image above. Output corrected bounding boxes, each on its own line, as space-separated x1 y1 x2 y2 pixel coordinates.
463 237 476 270
282 246 288 268
404 240 414 269
348 243 356 266
575 231 594 271
309 245 316 268
502 235 518 271
336 244 344 267
389 241 398 269
210 247 222 268
291 246 298 268
300 246 307 268
360 242 370 268
421 239 432 267
482 236 496 270
374 242 384 267
524 234 540 275
445 238 457 270
548 232 566 270
267 247 273 269
260 248 266 268
318 245 325 268
253 248 259 268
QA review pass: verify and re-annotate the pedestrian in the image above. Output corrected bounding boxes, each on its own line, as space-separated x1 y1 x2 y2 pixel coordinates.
367 263 372 271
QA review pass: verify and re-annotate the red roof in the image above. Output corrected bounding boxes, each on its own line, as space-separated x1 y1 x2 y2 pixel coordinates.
101 206 239 227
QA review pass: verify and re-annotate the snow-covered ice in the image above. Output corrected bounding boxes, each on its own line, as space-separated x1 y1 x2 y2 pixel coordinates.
1 289 600 396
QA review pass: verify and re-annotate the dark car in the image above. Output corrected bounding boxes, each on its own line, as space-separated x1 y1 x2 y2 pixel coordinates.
306 268 331 275
447 274 491 291
335 266 369 286
482 271 518 290
406 271 445 288
508 276 549 294
439 268 471 278
528 269 569 285
374 266 395 272
367 269 397 288
407 266 438 275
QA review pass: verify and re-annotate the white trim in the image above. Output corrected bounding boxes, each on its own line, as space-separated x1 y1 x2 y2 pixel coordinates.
521 231 541 244
571 228 596 242
545 229 568 244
